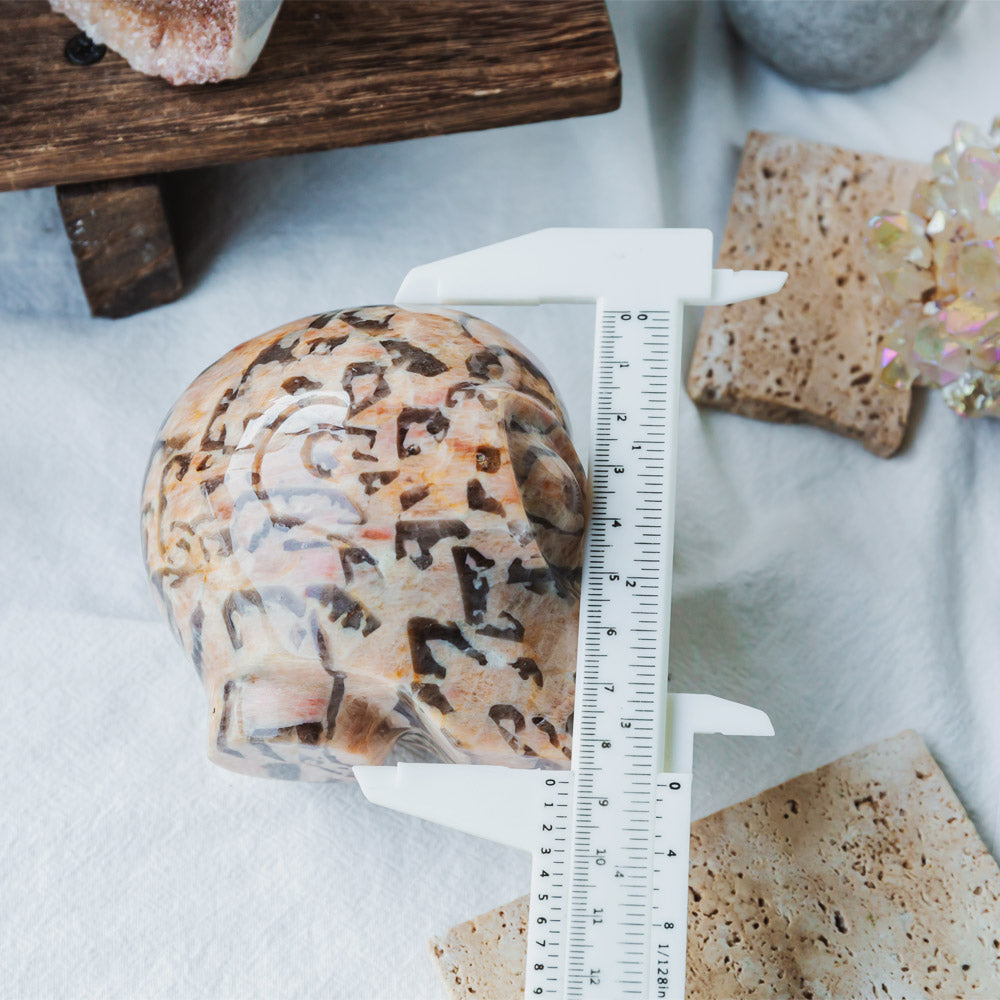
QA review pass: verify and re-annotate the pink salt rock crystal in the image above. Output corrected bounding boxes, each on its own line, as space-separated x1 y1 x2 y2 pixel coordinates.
50 0 282 85
141 307 586 780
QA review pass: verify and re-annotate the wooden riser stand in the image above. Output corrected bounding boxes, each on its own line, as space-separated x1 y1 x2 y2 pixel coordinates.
2 1 621 318
56 176 182 319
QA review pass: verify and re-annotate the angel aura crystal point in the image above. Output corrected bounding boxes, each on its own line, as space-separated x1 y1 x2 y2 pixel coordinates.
865 121 1000 416
866 212 935 304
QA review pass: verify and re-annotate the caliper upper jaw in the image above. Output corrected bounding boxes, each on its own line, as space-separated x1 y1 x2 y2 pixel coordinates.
393 227 787 308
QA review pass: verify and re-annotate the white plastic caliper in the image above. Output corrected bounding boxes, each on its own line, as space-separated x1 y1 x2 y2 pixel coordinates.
355 229 786 1000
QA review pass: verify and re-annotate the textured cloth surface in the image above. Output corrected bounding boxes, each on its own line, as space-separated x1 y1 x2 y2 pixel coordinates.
1 3 998 998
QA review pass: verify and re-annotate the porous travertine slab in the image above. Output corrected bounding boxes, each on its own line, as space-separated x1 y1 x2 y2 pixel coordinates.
688 131 929 457
431 731 1000 998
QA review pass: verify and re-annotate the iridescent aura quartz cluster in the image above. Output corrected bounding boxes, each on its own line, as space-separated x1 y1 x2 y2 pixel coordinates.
865 122 1000 416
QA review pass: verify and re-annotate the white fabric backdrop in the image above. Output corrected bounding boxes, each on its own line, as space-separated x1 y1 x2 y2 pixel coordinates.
2 3 998 998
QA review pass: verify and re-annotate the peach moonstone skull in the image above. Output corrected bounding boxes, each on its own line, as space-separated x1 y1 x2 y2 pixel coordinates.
141 307 586 780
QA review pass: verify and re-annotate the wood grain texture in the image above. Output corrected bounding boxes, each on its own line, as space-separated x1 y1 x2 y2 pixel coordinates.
57 175 182 318
1 0 621 193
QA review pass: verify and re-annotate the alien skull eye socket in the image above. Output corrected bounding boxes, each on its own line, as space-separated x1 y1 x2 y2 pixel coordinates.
503 398 587 587
141 306 586 781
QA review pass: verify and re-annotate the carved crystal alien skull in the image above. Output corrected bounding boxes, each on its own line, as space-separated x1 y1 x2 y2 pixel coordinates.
141 307 586 780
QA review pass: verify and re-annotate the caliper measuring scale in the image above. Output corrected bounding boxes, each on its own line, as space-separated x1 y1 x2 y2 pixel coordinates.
355 228 786 1000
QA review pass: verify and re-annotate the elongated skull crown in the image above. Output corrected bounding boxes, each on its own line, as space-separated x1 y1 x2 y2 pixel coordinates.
141 306 586 780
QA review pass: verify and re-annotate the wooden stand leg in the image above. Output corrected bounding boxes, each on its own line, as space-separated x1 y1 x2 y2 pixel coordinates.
56 175 183 319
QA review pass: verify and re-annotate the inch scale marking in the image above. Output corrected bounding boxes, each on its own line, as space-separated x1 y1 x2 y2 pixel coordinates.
355 229 784 1000
564 308 680 1000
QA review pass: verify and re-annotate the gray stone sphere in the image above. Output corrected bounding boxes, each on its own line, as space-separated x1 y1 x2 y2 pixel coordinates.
723 0 966 91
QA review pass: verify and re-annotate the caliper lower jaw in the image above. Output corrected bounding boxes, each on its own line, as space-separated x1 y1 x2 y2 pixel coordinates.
353 694 773 851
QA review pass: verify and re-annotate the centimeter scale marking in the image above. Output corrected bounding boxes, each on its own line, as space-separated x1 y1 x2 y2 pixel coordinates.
524 305 687 1000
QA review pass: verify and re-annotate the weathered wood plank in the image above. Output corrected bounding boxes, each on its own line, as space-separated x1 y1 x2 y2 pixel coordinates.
1 1 621 193
57 175 182 318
